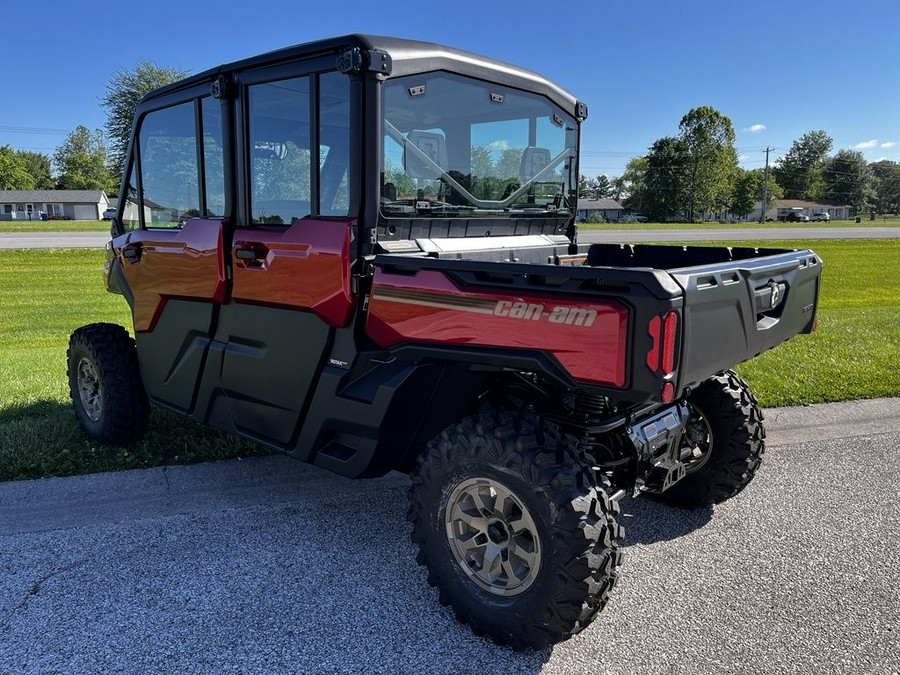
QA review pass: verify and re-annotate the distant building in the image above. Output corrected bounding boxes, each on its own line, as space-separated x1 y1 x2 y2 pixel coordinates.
576 198 624 222
0 190 111 221
740 199 853 222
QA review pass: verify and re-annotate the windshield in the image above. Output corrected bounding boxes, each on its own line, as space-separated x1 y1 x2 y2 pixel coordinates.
381 72 578 219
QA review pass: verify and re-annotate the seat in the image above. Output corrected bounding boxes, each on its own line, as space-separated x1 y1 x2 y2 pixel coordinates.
519 146 551 183
404 130 448 180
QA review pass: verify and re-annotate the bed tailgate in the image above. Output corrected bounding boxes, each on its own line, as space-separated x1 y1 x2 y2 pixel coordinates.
670 249 822 388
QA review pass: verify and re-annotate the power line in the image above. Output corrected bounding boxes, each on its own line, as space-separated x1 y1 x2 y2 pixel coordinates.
0 125 70 135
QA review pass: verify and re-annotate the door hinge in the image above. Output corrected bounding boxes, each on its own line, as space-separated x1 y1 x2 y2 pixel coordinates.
338 48 392 77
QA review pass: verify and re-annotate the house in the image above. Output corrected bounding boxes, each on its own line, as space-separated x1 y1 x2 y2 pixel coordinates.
0 190 111 221
741 199 853 222
576 198 624 222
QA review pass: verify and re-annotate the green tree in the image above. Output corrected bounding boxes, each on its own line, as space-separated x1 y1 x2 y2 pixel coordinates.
53 126 114 191
14 150 54 189
0 146 36 190
578 174 596 198
471 146 494 181
593 174 613 199
615 157 650 211
678 106 738 220
773 130 833 200
643 136 689 221
731 168 783 219
870 160 900 214
823 150 875 212
614 157 648 206
578 174 614 199
102 60 190 178
494 147 524 182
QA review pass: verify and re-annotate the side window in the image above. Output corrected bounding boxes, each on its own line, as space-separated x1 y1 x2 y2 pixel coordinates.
139 101 200 227
248 76 311 225
201 97 226 217
319 71 350 216
121 161 141 231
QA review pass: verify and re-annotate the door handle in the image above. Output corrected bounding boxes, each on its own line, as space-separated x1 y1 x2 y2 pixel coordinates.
122 243 142 261
234 243 269 268
235 248 264 260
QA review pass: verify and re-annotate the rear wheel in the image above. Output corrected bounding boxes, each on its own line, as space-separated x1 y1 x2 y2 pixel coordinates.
408 406 623 649
659 370 765 508
67 323 149 444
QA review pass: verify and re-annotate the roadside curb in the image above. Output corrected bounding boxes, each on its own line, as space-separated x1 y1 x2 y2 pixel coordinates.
2 397 898 537
763 396 900 447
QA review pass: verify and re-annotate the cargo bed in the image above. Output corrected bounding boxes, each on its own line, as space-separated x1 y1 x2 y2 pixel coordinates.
368 239 821 405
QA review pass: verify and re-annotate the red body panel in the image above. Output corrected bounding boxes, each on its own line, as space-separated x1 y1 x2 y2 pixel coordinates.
367 268 630 387
231 219 356 327
116 219 226 332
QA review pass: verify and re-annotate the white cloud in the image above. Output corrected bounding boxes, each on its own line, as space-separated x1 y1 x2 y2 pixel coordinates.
881 141 896 148
744 124 766 133
738 155 749 162
852 139 878 149
875 157 888 162
488 140 510 151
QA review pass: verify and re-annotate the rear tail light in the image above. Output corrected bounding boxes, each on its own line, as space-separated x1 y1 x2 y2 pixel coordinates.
661 382 675 403
661 311 678 375
646 316 661 372
647 311 679 375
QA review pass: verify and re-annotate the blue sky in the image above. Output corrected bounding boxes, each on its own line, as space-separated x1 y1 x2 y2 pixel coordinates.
3 0 898 178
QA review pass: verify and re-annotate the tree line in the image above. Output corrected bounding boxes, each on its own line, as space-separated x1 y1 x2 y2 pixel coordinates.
0 62 188 194
4 77 899 221
579 108 900 221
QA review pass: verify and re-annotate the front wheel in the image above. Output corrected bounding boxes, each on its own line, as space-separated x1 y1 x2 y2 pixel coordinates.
67 323 149 444
658 370 765 508
408 407 623 649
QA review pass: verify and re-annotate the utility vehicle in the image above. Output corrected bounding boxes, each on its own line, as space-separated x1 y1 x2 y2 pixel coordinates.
68 35 822 649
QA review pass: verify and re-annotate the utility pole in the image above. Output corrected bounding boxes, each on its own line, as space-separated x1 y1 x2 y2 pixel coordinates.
759 147 771 223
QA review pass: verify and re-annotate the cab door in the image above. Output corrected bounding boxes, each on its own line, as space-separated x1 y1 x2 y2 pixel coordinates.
112 93 229 414
214 66 356 446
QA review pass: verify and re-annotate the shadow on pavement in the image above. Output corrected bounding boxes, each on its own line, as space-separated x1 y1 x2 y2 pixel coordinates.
617 495 713 546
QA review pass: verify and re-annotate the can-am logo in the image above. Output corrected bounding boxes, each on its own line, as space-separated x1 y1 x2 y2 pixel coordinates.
493 301 597 327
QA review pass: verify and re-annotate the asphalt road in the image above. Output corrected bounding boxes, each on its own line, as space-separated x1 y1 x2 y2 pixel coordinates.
1 226 900 250
2 398 899 674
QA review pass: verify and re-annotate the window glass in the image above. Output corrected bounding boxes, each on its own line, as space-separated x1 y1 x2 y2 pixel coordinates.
121 162 141 231
318 71 350 216
201 97 226 217
470 119 529 201
249 76 311 225
381 73 577 219
139 101 200 227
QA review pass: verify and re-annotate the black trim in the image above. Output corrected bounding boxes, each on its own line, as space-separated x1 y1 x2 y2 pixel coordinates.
310 73 320 217
195 99 206 216
389 343 578 390
137 35 579 120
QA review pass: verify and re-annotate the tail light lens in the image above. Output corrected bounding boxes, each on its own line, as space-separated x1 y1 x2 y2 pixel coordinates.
661 311 678 375
646 316 661 372
647 311 679 375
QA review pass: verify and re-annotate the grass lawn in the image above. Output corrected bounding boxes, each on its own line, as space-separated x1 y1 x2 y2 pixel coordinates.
579 218 900 230
0 240 897 481
0 220 110 233
729 239 900 406
0 249 263 481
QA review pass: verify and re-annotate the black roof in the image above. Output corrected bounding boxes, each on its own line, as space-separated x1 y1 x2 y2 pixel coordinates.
141 34 583 118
